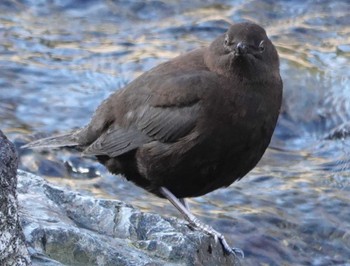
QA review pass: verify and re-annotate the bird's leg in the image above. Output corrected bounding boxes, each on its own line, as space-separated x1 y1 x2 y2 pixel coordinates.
179 198 190 211
159 186 244 258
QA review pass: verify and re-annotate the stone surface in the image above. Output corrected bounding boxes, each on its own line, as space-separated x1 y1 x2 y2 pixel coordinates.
0 130 31 266
17 170 239 266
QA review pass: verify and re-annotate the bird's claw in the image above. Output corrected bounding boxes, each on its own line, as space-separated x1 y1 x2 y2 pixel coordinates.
218 235 245 258
230 247 245 259
159 187 244 259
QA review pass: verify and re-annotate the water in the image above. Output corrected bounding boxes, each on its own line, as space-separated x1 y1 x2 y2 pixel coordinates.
1 0 350 265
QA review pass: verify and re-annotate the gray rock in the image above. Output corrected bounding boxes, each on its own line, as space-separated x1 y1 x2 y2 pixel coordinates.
0 130 31 266
17 170 239 266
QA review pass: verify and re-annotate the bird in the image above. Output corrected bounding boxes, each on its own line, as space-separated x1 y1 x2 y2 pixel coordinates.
23 22 283 258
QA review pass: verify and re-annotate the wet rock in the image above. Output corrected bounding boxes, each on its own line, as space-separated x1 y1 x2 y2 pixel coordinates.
0 130 31 266
17 170 239 266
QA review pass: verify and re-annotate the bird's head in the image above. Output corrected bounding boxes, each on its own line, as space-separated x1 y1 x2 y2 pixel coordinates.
205 22 280 78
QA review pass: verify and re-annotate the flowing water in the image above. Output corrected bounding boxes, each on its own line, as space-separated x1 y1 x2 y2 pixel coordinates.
1 1 350 265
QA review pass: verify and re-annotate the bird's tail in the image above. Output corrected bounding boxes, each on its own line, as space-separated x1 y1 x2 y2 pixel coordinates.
22 132 79 149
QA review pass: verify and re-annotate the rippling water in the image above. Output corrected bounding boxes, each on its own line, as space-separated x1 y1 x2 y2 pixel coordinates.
1 1 350 265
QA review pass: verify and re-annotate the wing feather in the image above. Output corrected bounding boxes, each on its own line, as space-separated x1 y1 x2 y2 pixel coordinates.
83 126 150 157
136 104 200 142
80 70 219 157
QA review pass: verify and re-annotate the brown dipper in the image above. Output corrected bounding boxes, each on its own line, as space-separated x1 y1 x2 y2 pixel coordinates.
24 22 283 257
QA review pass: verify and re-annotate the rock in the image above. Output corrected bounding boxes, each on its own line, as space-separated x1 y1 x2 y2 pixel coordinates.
17 170 239 266
0 130 31 266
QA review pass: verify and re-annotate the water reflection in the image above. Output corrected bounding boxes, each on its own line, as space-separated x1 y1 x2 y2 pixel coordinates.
1 0 350 265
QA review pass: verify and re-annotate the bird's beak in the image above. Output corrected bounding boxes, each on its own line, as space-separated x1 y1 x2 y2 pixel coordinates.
234 42 248 56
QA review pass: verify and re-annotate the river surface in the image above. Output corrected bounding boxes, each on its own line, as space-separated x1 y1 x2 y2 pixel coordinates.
1 1 350 265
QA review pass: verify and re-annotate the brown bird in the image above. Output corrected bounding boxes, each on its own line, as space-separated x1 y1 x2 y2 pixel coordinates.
24 22 283 257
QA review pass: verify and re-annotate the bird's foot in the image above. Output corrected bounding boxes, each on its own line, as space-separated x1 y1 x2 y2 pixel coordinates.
159 187 244 258
189 216 244 258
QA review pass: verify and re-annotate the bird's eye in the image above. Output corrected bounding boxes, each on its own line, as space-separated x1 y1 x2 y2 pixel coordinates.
224 35 229 46
258 40 265 52
224 36 235 47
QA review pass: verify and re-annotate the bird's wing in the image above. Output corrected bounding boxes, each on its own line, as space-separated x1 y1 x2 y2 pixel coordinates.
83 70 218 157
135 101 200 142
83 126 150 157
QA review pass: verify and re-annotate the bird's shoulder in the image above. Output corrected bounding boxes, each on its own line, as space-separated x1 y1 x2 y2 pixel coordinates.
119 47 227 108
